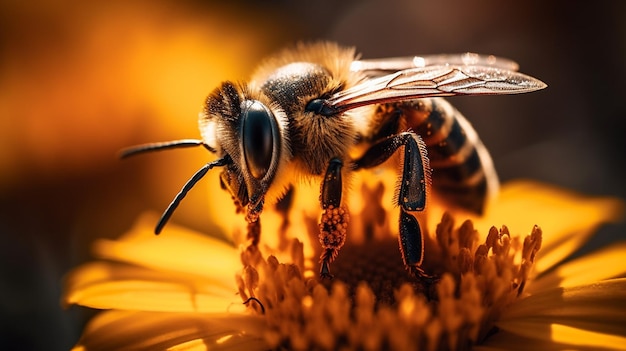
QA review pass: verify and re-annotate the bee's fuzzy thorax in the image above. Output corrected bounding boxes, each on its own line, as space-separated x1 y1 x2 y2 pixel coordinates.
249 41 363 90
248 42 365 177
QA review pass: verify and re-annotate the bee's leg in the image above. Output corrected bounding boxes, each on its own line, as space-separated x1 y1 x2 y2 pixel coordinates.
245 199 264 254
247 219 261 247
318 158 349 279
275 186 294 250
353 132 431 278
241 218 263 266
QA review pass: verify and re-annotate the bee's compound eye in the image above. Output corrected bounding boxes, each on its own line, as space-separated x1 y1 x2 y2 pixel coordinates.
241 100 276 179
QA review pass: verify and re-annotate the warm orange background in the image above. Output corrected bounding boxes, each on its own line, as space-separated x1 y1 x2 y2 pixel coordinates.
1 1 624 350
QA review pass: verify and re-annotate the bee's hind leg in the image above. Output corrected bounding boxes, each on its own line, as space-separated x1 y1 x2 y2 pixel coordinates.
318 158 349 279
353 132 431 278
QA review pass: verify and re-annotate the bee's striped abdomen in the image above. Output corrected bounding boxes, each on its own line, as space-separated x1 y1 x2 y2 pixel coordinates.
401 98 498 214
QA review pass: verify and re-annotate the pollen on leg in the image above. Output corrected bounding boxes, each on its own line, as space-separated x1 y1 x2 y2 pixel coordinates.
318 205 349 276
319 206 349 253
319 206 349 248
245 220 261 249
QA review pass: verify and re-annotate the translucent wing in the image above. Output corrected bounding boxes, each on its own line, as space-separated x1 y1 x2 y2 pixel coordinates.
351 53 520 78
326 64 547 113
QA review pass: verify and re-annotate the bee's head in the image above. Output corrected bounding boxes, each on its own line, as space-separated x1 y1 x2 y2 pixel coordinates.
202 81 291 220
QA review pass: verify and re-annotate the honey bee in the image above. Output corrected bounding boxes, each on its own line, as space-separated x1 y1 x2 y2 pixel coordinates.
122 42 546 278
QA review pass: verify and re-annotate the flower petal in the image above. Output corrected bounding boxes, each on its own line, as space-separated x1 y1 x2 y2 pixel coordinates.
548 324 626 350
475 180 624 274
529 242 626 293
477 328 618 351
497 279 626 348
73 310 268 351
64 261 239 312
93 213 240 283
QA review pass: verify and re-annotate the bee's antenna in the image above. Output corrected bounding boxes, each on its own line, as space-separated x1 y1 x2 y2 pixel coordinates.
155 154 232 234
119 139 216 159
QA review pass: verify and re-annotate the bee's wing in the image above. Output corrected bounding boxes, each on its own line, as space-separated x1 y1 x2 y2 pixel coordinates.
328 64 546 113
351 53 520 78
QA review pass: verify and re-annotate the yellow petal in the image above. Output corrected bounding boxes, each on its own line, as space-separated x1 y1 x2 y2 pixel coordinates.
73 310 268 351
487 321 626 351
548 324 626 350
498 279 626 345
474 180 624 273
532 228 596 276
93 213 240 283
477 329 614 351
63 261 238 312
529 242 626 293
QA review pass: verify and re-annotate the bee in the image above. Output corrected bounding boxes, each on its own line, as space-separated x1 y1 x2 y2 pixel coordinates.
122 42 546 278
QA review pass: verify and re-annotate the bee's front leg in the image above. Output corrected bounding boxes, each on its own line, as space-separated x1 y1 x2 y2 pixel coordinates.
353 132 431 278
245 199 264 254
246 219 261 247
318 158 349 279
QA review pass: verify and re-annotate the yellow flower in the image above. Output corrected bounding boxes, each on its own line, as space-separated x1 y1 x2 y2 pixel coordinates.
63 180 626 351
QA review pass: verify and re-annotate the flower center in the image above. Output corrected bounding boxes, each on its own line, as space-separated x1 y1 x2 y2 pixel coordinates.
235 182 543 350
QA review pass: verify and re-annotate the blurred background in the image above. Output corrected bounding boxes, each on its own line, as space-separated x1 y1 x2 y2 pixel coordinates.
1 0 624 349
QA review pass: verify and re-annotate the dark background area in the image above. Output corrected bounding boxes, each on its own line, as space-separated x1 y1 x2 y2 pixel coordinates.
1 1 624 350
